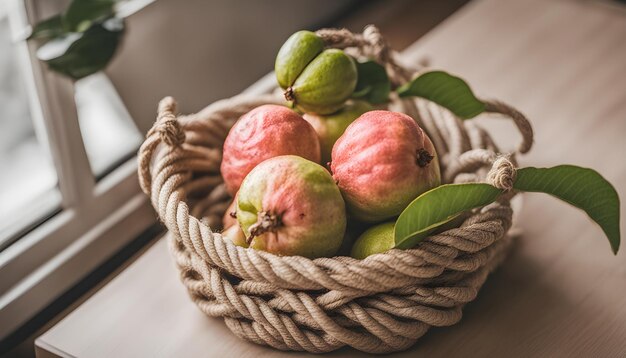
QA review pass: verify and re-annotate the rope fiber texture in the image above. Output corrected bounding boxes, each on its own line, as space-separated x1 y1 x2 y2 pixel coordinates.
137 25 534 354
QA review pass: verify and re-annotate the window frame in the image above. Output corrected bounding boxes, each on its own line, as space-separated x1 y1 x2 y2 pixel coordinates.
0 0 157 341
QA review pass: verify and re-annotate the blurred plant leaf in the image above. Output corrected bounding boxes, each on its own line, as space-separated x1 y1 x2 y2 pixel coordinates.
352 60 391 104
37 17 124 80
514 166 621 254
28 15 64 40
394 183 501 249
397 71 486 119
63 0 117 32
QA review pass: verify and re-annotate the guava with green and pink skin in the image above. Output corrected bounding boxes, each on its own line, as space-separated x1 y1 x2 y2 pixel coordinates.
236 155 346 258
303 100 372 165
350 222 395 259
221 104 320 195
221 224 247 247
331 110 441 222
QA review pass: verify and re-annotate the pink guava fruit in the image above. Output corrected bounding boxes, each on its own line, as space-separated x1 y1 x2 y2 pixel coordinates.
236 155 346 258
330 110 441 222
221 105 320 195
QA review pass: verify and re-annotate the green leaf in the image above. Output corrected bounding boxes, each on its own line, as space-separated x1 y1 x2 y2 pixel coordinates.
63 0 116 32
28 15 64 40
352 60 391 104
394 183 501 249
37 17 124 80
397 71 486 119
514 166 621 254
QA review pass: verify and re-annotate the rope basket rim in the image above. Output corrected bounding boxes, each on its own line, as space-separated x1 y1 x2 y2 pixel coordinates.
138 94 521 290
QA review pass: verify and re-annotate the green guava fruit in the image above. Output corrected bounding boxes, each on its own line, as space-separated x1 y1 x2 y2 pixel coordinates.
275 30 324 89
276 31 358 115
350 215 467 259
285 49 358 115
350 222 395 259
303 100 372 164
236 155 346 258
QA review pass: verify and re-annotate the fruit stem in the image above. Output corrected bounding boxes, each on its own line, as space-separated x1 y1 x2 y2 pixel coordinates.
416 148 434 167
247 211 280 244
284 87 296 102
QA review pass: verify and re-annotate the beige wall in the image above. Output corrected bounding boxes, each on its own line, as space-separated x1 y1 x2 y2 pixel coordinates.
106 0 354 133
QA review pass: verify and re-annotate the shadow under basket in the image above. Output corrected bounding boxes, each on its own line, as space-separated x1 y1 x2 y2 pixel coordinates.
137 26 534 354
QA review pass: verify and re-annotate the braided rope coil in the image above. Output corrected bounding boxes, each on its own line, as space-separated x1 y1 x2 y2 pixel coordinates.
137 26 533 354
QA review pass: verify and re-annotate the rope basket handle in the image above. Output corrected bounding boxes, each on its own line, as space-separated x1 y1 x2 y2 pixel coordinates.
138 97 182 196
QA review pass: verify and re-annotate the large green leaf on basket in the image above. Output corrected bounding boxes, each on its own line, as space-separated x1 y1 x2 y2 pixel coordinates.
396 71 486 119
394 183 502 249
513 166 621 254
36 17 124 80
352 60 391 104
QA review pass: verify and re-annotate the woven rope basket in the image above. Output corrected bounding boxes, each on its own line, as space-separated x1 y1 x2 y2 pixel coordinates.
137 26 534 354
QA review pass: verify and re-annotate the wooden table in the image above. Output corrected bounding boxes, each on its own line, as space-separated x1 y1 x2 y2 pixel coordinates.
36 0 626 356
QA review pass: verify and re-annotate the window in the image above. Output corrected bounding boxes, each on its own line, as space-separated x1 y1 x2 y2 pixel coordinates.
0 5 60 248
0 0 156 341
